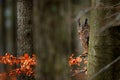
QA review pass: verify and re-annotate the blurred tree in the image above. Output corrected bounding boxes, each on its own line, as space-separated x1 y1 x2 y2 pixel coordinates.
5 0 16 55
88 0 120 80
0 0 6 73
17 0 33 56
33 0 71 80
3 0 17 80
17 0 34 80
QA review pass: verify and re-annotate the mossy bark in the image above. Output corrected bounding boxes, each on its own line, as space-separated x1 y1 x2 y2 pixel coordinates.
87 0 120 80
33 0 71 80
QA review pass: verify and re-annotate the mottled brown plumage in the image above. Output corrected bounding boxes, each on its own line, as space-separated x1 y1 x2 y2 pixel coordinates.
78 18 90 54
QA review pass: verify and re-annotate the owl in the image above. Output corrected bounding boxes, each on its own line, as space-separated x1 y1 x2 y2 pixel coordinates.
78 18 90 54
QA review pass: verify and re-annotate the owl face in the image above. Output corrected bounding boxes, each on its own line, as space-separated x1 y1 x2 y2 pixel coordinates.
77 18 88 33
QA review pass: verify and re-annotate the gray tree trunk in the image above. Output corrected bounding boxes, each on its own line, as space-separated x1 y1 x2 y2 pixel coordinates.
17 0 33 80
87 0 120 80
17 0 33 56
33 0 71 80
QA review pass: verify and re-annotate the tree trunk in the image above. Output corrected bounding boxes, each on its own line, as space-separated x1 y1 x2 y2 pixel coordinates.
4 0 17 79
5 0 16 55
17 0 33 56
0 0 6 73
17 0 33 80
87 0 120 80
33 0 71 80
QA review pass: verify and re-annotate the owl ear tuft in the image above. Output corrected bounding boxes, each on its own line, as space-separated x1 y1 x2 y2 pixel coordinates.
85 18 88 25
78 18 81 27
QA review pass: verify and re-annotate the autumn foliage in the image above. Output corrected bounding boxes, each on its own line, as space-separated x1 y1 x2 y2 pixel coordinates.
68 53 87 75
0 53 36 79
68 54 82 66
0 52 87 80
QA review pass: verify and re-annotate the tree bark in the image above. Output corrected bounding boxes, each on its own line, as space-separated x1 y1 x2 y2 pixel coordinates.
87 0 120 80
33 0 71 80
17 0 33 56
17 0 33 80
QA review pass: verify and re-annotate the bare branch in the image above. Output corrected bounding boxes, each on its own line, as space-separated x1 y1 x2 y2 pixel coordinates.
89 56 120 80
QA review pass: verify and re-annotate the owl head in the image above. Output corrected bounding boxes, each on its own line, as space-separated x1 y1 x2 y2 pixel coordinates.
78 18 88 27
77 18 88 33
